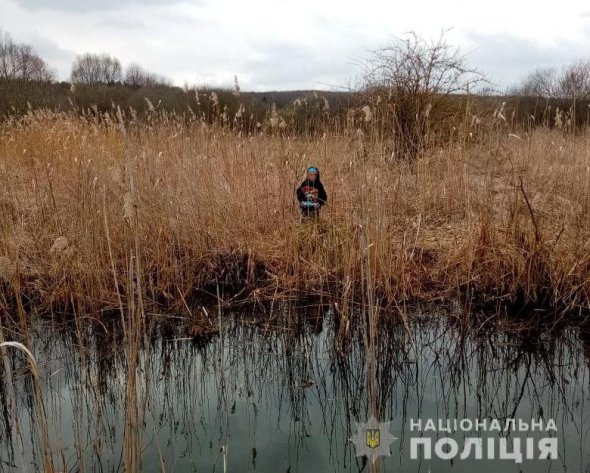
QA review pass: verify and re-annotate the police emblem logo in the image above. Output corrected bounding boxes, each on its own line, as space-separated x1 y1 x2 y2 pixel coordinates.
350 416 397 464
366 428 380 449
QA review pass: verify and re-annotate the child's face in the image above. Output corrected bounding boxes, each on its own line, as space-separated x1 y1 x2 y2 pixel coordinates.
307 172 317 182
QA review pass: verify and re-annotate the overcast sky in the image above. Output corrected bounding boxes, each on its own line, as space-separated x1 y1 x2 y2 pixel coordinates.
1 0 590 91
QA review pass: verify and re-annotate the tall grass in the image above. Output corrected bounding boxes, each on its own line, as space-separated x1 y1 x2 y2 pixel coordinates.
1 106 590 315
0 339 54 471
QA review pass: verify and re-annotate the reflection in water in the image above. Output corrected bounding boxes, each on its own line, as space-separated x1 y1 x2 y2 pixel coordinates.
1 307 590 472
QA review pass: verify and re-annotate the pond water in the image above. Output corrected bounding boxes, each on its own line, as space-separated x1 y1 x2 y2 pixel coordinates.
1 306 590 472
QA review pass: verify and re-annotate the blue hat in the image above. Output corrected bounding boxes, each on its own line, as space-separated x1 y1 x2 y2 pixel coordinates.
307 166 318 173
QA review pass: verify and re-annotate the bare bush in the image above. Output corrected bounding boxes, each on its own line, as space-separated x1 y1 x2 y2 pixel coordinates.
516 61 590 100
360 32 486 160
71 53 122 85
0 31 55 82
559 60 590 100
124 63 171 88
516 67 559 98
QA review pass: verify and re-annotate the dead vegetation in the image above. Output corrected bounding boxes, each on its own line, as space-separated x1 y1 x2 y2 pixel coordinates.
0 105 588 316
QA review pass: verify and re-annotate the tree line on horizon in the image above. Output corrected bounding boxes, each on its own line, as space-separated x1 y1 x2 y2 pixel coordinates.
1 30 171 88
4 28 590 101
2 28 590 160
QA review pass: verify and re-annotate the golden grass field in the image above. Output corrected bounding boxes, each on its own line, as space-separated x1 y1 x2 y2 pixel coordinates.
1 109 589 315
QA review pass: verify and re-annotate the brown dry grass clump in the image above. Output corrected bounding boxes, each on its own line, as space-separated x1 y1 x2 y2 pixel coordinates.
1 109 590 315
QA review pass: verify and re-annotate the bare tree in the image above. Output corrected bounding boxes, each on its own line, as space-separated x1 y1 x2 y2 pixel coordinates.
124 63 171 87
559 60 590 101
361 31 486 160
515 61 590 100
515 67 558 98
0 31 55 82
71 53 122 84
364 32 484 96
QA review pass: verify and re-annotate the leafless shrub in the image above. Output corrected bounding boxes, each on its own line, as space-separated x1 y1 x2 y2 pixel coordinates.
516 60 590 100
359 31 486 161
559 60 590 100
0 31 54 82
71 53 122 85
516 67 559 98
124 63 171 88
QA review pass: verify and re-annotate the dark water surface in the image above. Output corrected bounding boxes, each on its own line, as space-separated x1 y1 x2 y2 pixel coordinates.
1 307 590 472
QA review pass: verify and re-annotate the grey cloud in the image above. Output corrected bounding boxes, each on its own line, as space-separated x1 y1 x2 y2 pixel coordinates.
151 37 355 90
225 40 353 90
29 35 75 62
8 0 588 91
462 30 590 90
94 17 147 30
13 0 182 12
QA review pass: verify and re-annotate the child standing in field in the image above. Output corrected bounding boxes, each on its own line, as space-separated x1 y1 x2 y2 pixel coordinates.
296 166 327 218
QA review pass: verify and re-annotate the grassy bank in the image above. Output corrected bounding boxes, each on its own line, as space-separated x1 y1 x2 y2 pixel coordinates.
1 109 590 316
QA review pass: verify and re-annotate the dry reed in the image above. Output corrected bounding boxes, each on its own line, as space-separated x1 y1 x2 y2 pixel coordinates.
1 108 590 315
